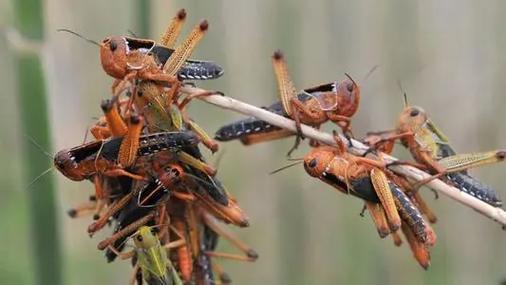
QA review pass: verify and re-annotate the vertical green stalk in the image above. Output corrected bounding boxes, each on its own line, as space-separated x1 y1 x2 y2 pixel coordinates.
137 0 151 38
13 0 62 284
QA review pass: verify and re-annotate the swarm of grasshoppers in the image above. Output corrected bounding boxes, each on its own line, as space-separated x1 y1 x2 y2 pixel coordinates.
56 8 256 284
215 52 505 269
52 3 506 281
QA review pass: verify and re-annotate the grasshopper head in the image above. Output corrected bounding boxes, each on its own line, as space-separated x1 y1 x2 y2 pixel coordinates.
53 150 86 181
339 76 360 101
397 106 428 133
99 36 128 78
133 226 159 249
157 164 184 187
303 146 337 178
333 75 361 117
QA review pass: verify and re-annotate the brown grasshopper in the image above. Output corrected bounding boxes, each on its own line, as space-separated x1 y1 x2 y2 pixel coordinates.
300 135 436 268
100 14 210 96
215 50 360 156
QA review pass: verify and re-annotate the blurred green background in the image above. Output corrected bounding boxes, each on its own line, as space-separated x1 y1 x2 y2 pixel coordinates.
1 0 506 284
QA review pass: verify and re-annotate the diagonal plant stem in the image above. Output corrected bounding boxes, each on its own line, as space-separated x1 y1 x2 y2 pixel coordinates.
181 86 506 227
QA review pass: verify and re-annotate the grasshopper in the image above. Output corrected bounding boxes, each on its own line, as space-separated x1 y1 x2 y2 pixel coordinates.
94 95 217 176
364 100 505 207
107 225 185 285
61 139 229 236
215 50 360 156
54 129 200 225
131 10 222 153
134 79 221 153
54 130 200 181
100 12 221 95
300 135 436 268
142 162 246 219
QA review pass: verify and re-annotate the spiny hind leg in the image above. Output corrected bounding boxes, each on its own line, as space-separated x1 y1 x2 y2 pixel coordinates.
160 9 187 48
163 20 209 76
118 116 144 167
370 168 401 231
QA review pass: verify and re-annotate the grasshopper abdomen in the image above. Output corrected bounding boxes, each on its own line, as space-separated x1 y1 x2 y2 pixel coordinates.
447 172 502 207
389 183 427 243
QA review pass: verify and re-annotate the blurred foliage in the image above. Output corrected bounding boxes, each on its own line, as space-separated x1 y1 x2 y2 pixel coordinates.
1 0 506 284
11 0 62 284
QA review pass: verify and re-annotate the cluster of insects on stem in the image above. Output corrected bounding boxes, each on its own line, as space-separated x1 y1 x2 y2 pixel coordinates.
47 4 506 283
55 8 256 285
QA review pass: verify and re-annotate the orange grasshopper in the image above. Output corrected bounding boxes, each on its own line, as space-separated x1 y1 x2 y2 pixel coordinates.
215 50 360 156
131 9 223 153
100 13 211 96
91 95 217 175
300 134 436 268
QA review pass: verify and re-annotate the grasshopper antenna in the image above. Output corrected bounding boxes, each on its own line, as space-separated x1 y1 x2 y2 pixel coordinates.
287 157 304 161
363 64 379 81
127 29 138 37
25 167 54 190
396 80 409 107
57 29 100 46
269 160 303 175
344 73 358 88
24 134 53 159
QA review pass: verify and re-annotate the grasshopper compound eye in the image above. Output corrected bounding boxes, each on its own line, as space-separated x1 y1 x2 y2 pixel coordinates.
347 82 354 92
109 39 118 51
409 108 420 117
306 158 317 168
496 151 506 160
55 159 65 171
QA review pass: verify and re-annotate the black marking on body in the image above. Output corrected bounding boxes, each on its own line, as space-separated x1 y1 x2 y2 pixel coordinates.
195 225 218 285
447 172 502 207
98 131 199 161
437 144 457 158
215 93 313 141
177 60 224 80
389 183 427 243
105 199 154 262
320 173 380 203
215 117 279 141
68 140 104 163
137 131 200 156
137 178 169 207
151 45 224 81
186 165 229 206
